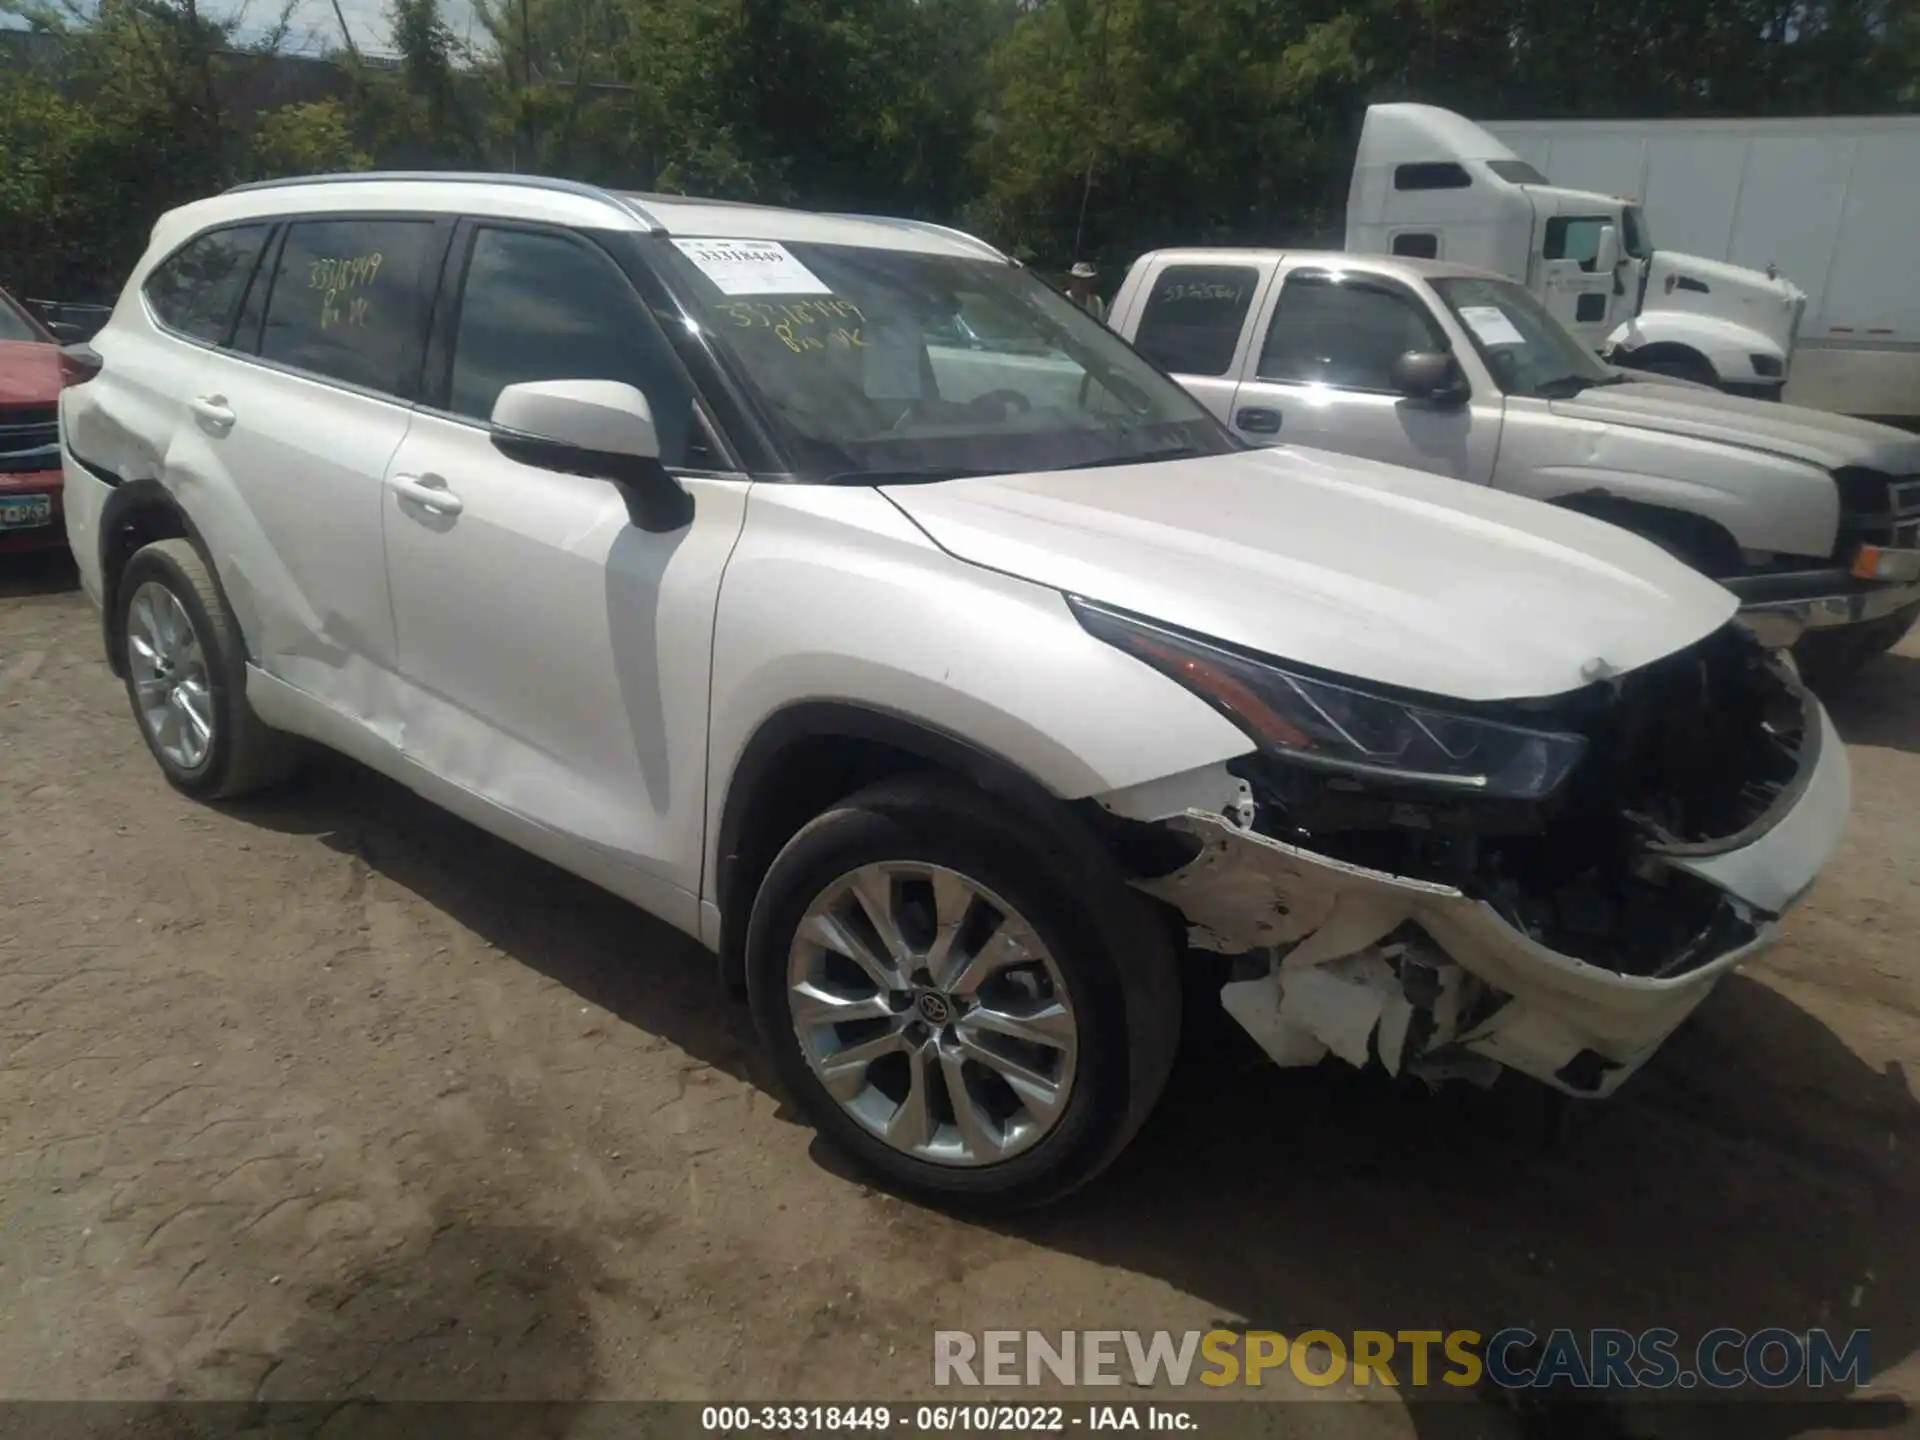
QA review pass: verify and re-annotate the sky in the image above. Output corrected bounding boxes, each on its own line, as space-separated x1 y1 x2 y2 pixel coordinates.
0 0 479 56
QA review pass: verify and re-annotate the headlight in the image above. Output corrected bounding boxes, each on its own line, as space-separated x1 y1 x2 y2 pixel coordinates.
1071 598 1587 800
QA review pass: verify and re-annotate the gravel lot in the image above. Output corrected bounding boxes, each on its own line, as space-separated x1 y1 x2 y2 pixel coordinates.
2 550 1917 1438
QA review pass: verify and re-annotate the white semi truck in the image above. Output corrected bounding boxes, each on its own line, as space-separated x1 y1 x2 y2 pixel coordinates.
1484 112 1920 428
1345 104 1809 405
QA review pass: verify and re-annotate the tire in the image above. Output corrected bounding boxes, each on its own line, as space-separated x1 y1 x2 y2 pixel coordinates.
745 774 1181 1210
117 538 301 799
1633 351 1719 388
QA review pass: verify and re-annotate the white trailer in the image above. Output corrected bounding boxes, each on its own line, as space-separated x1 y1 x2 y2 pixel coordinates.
1485 113 1920 428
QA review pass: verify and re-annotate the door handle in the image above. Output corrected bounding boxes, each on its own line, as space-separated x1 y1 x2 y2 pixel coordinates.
1235 406 1283 434
189 394 235 431
387 472 464 516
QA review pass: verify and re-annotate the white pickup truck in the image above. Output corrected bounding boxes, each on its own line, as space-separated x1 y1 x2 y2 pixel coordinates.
1107 248 1920 677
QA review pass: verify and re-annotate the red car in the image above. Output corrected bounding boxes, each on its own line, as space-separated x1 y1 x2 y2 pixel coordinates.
0 287 65 554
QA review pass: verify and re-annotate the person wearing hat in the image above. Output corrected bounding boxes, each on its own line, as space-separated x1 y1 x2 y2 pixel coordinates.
1066 261 1107 324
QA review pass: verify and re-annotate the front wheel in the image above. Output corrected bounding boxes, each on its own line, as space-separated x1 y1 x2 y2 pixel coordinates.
745 776 1180 1209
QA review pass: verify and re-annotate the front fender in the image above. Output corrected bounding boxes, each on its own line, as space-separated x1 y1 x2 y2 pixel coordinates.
1609 311 1790 384
703 483 1253 902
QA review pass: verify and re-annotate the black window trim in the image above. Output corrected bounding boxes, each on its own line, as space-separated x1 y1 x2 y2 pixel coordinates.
1256 266 1466 400
197 208 458 408
139 219 280 351
417 217 747 481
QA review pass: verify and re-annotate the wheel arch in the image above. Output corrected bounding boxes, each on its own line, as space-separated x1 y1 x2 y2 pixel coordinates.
711 701 1111 995
96 478 212 679
1548 489 1747 578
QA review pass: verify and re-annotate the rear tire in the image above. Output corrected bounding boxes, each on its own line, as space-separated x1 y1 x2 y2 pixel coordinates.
745 774 1180 1209
118 538 301 799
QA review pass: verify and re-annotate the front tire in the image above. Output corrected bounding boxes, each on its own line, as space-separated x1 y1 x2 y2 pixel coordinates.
745 775 1180 1209
118 538 300 799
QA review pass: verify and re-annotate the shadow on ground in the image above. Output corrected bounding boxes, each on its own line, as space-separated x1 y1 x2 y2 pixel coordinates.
229 753 1915 1440
0 549 80 599
1823 649 1920 755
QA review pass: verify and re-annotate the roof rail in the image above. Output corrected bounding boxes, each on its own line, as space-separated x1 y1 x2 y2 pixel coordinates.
221 171 664 231
826 214 1011 263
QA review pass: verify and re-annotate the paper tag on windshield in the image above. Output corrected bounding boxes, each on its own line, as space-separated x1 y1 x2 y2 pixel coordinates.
1456 305 1526 347
672 238 830 296
862 323 924 400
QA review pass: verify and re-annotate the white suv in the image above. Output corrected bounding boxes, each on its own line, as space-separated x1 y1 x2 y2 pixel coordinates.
61 174 1850 1207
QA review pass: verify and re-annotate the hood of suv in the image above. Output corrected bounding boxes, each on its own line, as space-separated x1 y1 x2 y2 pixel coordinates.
1553 381 1920 473
883 447 1738 703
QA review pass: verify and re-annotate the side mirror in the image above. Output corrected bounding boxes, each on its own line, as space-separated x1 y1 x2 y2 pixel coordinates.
489 379 693 533
1390 349 1466 406
1594 224 1621 277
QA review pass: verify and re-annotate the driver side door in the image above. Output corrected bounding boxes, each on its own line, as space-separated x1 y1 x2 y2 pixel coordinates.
1229 263 1500 485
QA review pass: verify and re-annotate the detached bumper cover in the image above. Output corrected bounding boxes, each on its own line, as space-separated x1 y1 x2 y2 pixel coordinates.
1133 704 1851 1096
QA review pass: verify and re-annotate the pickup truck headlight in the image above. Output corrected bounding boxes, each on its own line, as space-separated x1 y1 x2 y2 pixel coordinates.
1070 598 1587 800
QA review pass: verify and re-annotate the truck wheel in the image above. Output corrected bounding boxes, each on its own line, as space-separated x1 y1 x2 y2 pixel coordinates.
1635 351 1719 387
744 774 1181 1209
118 539 302 799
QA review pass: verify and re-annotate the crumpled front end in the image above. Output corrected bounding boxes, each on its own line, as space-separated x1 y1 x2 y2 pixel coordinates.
1097 625 1851 1097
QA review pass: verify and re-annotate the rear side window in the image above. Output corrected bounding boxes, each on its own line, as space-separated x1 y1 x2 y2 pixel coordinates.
1257 271 1448 392
258 218 437 397
1131 264 1259 377
144 225 272 345
446 226 702 467
1393 162 1472 191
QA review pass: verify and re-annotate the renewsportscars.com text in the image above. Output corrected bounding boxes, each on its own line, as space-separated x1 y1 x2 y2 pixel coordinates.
933 1328 1871 1391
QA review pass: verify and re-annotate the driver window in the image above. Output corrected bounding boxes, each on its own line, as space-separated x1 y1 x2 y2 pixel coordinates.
1543 216 1610 274
1257 272 1447 393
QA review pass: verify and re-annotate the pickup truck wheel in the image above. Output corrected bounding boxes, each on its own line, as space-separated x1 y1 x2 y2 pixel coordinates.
745 775 1180 1209
118 539 301 799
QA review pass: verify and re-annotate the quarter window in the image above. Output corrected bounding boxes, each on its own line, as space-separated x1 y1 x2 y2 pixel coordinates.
446 227 704 469
1257 271 1449 392
144 225 272 345
1130 264 1260 377
258 218 437 397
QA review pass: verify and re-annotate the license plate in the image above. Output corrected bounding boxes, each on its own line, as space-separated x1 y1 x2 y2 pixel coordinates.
0 495 52 530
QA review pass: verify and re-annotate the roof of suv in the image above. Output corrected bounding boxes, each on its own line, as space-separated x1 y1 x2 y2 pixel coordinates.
1131 247 1504 285
152 171 1010 264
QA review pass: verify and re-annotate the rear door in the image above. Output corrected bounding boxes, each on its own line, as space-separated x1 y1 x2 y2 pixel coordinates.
1229 260 1500 482
1121 258 1273 426
378 219 749 917
162 212 449 725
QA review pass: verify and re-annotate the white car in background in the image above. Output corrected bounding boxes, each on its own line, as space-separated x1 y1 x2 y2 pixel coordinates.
1109 248 1920 680
60 174 1848 1206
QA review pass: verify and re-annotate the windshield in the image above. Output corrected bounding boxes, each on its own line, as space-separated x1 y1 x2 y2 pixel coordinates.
1622 205 1652 260
1430 276 1614 399
655 239 1234 481
0 292 46 344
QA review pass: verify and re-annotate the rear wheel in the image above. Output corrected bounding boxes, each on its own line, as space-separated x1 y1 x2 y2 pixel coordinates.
118 539 301 799
745 775 1180 1209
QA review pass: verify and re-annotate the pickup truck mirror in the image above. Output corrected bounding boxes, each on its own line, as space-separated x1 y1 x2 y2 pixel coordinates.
1390 350 1467 406
1594 224 1621 277
488 379 694 533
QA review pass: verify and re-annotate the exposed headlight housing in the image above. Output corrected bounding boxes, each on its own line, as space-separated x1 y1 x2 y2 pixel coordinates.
1070 598 1588 800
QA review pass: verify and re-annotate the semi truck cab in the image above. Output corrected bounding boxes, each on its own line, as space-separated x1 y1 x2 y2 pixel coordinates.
1346 103 1806 399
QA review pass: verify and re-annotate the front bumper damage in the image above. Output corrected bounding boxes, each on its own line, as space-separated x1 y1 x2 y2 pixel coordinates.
1099 642 1852 1098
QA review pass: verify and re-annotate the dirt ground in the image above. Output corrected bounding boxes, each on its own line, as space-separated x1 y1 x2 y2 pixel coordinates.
2 548 1918 1438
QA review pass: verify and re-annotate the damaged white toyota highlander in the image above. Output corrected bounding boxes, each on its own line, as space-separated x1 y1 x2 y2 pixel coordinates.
62 175 1850 1207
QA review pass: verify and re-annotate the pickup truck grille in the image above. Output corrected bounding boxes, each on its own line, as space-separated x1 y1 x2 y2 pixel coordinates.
1833 467 1920 555
0 404 59 475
